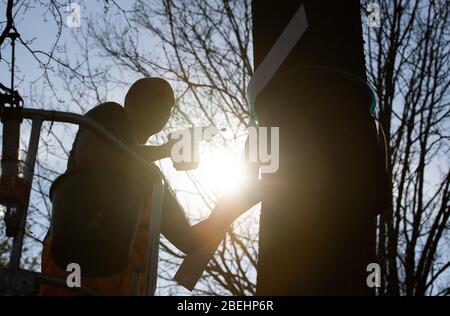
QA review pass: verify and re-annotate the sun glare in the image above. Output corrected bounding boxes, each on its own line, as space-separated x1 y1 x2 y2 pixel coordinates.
197 144 245 196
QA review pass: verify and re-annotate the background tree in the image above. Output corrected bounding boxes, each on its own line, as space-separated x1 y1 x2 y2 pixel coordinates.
364 0 450 296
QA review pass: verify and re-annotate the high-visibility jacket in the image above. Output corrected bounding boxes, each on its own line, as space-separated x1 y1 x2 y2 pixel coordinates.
40 193 152 296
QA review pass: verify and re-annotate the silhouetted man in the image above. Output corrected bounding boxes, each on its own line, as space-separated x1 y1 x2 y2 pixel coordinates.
40 77 259 295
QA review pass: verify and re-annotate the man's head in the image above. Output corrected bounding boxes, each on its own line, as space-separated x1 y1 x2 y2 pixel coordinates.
125 77 175 143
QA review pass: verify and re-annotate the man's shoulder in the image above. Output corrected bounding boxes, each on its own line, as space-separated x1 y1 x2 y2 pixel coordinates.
81 102 133 141
85 102 126 119
67 102 132 171
83 102 131 129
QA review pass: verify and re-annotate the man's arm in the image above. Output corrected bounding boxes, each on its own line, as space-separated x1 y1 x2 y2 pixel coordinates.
161 179 262 255
160 187 226 256
133 142 172 163
75 129 172 171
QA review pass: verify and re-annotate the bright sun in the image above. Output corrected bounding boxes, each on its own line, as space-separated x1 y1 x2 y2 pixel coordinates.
196 144 245 195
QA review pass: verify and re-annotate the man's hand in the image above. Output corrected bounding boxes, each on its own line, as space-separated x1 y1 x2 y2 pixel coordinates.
169 129 201 171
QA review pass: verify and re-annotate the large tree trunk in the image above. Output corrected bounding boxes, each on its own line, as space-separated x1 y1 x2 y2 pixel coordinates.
253 0 384 295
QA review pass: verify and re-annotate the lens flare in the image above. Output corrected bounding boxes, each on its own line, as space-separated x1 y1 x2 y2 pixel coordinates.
197 145 244 196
